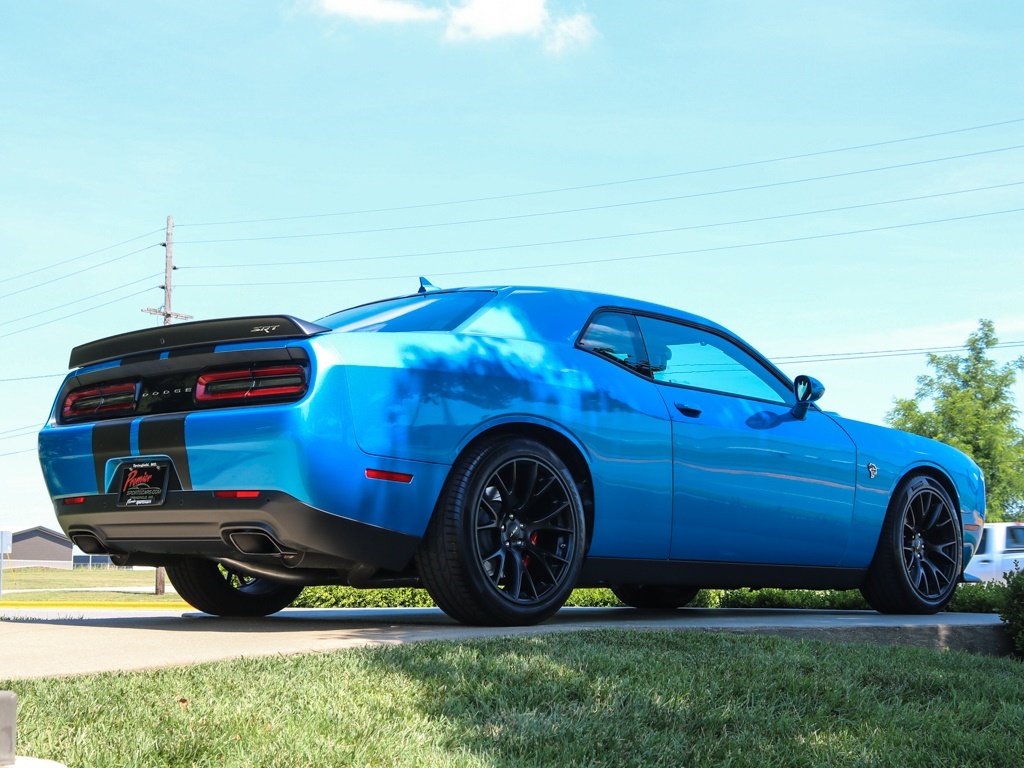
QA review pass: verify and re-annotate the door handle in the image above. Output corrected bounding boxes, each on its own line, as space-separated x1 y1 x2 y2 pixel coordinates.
674 403 702 418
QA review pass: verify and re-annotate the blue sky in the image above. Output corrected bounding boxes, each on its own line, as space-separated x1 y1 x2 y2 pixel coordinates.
2 1 1023 532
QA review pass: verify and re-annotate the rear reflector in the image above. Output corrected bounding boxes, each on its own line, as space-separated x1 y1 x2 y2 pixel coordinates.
62 381 138 421
62 496 87 505
365 469 414 483
195 365 307 403
214 490 262 499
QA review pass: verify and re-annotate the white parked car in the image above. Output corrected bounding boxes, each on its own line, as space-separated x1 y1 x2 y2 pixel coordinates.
963 523 1024 582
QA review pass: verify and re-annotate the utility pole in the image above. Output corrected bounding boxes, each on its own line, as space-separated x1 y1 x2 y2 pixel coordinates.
142 216 192 595
143 215 193 325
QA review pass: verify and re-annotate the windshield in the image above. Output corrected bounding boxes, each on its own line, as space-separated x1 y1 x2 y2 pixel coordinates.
318 291 495 333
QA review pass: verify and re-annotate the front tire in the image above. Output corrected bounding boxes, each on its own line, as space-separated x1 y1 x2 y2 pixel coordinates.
166 559 302 617
611 584 700 610
416 438 586 626
860 475 962 614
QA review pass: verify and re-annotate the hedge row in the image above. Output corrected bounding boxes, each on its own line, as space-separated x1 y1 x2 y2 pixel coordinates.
293 581 1007 614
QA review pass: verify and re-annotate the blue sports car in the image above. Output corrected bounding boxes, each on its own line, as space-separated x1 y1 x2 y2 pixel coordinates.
38 284 986 625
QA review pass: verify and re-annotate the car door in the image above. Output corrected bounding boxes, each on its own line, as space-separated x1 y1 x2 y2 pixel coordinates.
634 315 858 566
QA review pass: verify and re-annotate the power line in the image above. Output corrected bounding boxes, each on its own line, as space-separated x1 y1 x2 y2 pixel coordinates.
178 180 1024 271
0 244 161 302
173 144 1024 246
0 423 44 434
0 228 164 286
0 274 163 328
177 117 1024 227
0 429 38 442
775 341 1024 364
0 448 35 458
179 206 1024 288
0 288 160 340
0 375 64 384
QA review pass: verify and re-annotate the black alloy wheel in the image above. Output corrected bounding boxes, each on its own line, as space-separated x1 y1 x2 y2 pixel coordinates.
166 559 302 617
860 475 962 614
416 438 586 626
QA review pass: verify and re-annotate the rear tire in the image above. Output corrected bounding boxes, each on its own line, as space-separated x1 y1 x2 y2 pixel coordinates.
416 437 586 626
166 559 302 617
611 584 700 610
860 475 962 614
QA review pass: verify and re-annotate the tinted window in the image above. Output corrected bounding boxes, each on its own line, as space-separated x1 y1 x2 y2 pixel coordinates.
976 529 989 555
319 291 494 333
636 315 790 404
1007 527 1024 552
577 311 646 373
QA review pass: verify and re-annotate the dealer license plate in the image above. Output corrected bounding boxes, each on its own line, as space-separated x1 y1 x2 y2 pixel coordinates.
116 461 170 508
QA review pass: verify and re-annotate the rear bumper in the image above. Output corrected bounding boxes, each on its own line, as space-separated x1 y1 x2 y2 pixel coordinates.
55 489 421 572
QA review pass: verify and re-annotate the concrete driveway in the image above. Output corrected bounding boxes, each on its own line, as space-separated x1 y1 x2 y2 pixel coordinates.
0 606 1009 679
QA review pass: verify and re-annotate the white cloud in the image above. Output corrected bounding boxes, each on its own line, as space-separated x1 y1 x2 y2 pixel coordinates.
445 0 548 41
445 0 596 53
315 0 442 24
544 12 595 54
312 0 596 53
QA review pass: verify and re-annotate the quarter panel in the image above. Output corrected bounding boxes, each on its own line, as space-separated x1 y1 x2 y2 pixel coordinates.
330 332 675 559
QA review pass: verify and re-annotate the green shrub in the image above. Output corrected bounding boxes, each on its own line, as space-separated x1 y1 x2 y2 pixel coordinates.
999 565 1024 655
292 586 436 609
564 588 622 607
947 581 1005 613
291 582 1004 613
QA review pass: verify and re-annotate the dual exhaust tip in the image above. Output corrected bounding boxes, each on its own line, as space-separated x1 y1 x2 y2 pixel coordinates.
69 528 290 558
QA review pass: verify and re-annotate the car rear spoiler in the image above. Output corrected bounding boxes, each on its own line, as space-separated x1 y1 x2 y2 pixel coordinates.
68 315 332 369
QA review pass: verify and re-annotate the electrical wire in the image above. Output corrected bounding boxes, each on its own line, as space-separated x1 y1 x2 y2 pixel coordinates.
178 180 1024 270
0 274 164 328
177 117 1024 227
179 206 1024 288
775 341 1024 364
0 375 64 384
174 144 1024 246
0 429 38 442
0 229 164 285
0 422 44 434
0 288 160 341
0 245 161 302
0 448 35 458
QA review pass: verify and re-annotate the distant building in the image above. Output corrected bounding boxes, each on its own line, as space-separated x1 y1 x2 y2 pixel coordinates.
9 526 73 569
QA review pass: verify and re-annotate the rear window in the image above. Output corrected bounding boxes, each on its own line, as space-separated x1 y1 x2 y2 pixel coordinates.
318 291 495 333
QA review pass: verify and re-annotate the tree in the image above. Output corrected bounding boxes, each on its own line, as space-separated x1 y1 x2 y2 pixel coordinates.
885 319 1024 521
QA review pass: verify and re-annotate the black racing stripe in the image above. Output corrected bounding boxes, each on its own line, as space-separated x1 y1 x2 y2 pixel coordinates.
138 414 192 490
168 345 216 357
91 421 132 493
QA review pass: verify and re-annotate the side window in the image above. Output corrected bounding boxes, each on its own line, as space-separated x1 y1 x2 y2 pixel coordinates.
976 529 989 555
1006 527 1024 552
577 311 647 373
635 315 791 404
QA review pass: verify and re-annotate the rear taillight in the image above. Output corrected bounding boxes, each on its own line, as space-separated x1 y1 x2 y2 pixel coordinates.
195 364 307 403
62 381 138 421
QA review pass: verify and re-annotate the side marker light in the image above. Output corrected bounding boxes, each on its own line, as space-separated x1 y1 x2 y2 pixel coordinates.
365 469 414 484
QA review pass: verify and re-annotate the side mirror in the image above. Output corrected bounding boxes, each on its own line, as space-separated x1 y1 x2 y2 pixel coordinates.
791 374 825 420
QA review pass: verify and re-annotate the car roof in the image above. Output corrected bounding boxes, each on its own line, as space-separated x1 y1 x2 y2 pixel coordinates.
400 284 734 338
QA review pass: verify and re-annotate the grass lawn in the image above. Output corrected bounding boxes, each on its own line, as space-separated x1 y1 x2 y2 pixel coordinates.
0 567 158 590
0 590 185 604
4 629 1023 767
